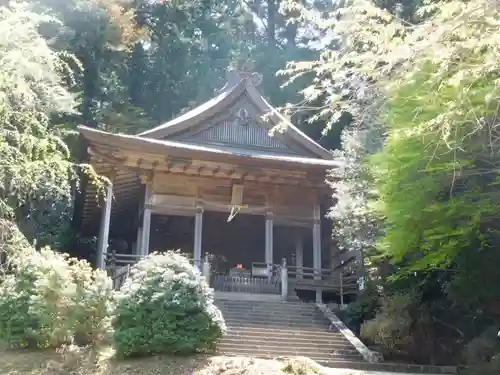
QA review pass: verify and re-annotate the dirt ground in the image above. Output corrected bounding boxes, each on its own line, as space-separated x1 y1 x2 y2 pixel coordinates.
0 347 340 375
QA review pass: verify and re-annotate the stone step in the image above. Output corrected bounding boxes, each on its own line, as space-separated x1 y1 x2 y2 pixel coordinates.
220 312 327 320
216 345 363 361
217 307 319 315
220 315 330 326
219 337 360 353
222 319 332 329
224 329 346 342
224 332 347 343
218 305 324 315
225 328 345 340
217 304 319 311
214 299 364 366
215 300 313 308
220 312 325 322
216 300 313 307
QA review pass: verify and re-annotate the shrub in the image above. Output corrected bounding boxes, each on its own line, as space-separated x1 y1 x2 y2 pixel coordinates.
343 282 380 334
462 326 500 374
112 251 226 358
0 247 114 348
361 292 418 352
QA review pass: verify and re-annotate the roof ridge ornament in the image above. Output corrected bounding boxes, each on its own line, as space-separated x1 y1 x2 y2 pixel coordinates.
217 67 263 93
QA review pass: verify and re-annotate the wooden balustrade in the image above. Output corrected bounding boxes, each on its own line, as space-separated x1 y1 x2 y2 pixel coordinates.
101 251 360 303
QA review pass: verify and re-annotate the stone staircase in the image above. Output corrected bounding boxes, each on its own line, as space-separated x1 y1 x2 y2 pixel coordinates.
214 298 364 366
215 297 459 374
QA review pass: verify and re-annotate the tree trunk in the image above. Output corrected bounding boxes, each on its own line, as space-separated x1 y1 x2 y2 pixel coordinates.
266 0 277 50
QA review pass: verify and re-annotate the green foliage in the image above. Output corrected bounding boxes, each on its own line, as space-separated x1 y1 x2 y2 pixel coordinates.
112 251 226 358
463 326 500 372
371 62 499 269
343 282 380 330
0 244 114 349
360 292 419 352
0 2 105 248
285 0 500 365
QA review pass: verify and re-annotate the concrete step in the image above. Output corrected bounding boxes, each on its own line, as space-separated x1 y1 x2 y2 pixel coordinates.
216 300 312 306
218 305 325 315
222 311 329 327
215 299 314 311
221 336 354 350
220 313 326 323
221 319 332 329
217 307 320 315
219 338 360 354
214 299 364 365
219 339 361 358
220 315 331 326
225 329 346 341
224 329 346 342
218 306 326 316
215 346 362 361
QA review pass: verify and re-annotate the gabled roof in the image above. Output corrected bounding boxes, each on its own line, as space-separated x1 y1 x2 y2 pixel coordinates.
79 126 340 170
138 70 333 160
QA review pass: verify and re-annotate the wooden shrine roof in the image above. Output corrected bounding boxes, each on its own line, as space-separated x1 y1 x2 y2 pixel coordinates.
79 126 339 170
138 68 333 160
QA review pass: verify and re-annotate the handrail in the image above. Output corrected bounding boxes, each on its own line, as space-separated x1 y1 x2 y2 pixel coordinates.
285 264 361 306
103 252 142 259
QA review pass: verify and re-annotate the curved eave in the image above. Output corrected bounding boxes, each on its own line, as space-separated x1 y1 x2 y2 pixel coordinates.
138 80 247 138
137 78 334 160
79 126 340 171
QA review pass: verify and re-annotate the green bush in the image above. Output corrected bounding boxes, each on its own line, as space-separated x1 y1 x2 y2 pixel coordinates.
343 282 380 334
0 247 114 348
112 251 226 358
361 292 418 352
462 327 500 375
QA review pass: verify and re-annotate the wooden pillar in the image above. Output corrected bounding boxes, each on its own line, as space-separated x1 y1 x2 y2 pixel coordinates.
281 257 288 301
96 181 113 269
140 182 152 257
265 212 274 268
134 195 144 256
193 205 203 269
295 233 303 280
135 227 142 255
313 202 322 303
203 252 211 282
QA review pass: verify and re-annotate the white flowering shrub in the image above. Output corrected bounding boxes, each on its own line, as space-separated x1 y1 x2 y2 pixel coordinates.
112 251 226 358
0 247 114 348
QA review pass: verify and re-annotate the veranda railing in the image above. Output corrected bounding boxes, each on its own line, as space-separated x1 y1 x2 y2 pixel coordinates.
104 251 211 290
209 261 281 294
286 264 360 306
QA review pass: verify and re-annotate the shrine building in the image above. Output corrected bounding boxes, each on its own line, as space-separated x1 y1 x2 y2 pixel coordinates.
78 69 341 294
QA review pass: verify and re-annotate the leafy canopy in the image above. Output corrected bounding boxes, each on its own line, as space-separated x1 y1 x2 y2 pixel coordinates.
0 1 103 246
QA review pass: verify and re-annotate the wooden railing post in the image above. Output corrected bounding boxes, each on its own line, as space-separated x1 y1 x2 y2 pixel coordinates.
203 252 211 283
281 258 288 301
315 268 323 304
110 249 116 273
340 271 344 309
111 248 117 289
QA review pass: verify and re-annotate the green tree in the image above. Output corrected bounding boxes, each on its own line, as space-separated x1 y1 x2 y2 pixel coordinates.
0 1 100 247
283 0 500 366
